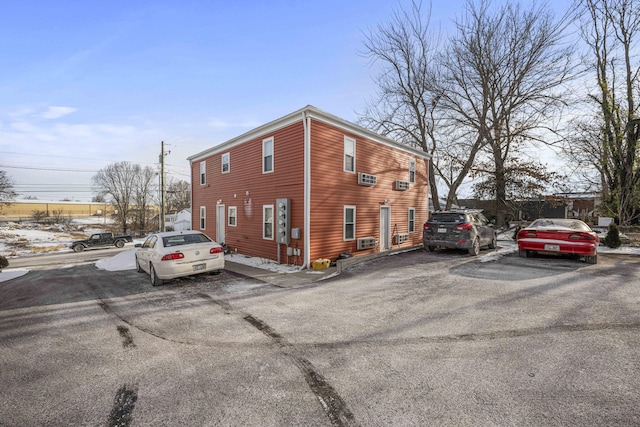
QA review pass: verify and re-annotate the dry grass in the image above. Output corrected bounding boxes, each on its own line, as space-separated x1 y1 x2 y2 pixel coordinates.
29 245 64 254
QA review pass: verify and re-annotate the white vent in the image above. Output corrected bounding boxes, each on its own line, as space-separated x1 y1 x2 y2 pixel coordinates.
358 172 377 186
395 180 410 190
394 233 409 244
357 237 377 250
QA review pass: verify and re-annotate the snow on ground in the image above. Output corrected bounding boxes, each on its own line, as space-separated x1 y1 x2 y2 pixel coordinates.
1 221 639 284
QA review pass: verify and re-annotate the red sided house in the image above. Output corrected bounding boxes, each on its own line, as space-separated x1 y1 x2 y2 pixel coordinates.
188 105 430 268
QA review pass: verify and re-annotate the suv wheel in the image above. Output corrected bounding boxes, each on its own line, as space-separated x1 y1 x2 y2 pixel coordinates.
468 238 480 256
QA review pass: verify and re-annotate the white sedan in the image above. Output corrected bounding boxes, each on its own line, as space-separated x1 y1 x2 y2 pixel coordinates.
135 230 225 286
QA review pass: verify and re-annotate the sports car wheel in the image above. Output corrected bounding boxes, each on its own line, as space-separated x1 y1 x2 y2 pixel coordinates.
585 255 598 264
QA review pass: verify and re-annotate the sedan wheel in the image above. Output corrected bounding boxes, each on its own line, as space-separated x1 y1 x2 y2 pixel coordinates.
150 264 164 287
488 235 497 249
468 238 480 256
518 249 530 258
135 256 143 273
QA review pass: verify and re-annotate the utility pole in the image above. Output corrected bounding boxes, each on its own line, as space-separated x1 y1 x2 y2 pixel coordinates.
159 141 169 232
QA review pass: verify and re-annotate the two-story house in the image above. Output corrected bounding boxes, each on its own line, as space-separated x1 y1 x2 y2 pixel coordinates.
188 105 430 268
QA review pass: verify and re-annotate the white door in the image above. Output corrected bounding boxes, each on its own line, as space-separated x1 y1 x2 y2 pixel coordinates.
216 205 225 243
380 206 391 251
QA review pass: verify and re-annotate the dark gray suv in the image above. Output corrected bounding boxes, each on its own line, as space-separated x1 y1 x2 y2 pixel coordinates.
423 210 497 256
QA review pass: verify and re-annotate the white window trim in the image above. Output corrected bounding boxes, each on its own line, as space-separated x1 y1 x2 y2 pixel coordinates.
344 136 356 173
262 137 274 174
200 161 206 185
263 205 274 240
408 208 415 233
222 153 230 174
228 206 237 227
200 206 206 230
409 158 416 184
344 205 356 241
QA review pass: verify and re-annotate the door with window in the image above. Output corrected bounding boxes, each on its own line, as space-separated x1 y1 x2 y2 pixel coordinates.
380 206 391 251
216 205 225 244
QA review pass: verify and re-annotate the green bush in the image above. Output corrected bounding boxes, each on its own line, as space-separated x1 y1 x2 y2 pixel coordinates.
0 255 8 272
604 222 622 249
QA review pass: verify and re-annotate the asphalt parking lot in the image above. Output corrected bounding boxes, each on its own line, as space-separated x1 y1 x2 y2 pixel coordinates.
1 249 639 426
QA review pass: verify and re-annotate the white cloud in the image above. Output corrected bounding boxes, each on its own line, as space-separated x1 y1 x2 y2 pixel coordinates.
41 106 77 119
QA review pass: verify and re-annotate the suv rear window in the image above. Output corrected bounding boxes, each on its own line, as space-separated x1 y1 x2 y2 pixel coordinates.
430 213 465 223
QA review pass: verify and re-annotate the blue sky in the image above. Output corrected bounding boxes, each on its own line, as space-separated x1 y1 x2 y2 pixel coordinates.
0 0 571 202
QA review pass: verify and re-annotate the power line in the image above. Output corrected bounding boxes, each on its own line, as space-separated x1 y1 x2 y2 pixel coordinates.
0 164 97 172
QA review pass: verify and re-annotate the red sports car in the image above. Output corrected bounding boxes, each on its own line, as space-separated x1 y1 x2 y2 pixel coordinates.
516 218 599 264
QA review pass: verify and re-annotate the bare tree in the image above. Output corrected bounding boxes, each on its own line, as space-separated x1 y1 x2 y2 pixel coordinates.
443 0 574 225
132 166 158 233
0 170 17 212
165 178 191 214
92 162 139 234
570 0 640 225
359 1 451 210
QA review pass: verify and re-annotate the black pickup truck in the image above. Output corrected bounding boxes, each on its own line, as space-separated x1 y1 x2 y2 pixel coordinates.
70 232 133 252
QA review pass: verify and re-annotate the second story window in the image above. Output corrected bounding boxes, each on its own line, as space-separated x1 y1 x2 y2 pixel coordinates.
409 158 416 183
263 137 274 173
344 137 355 173
222 153 230 173
200 161 206 185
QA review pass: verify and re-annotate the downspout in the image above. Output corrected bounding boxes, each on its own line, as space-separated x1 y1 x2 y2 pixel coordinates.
303 111 311 269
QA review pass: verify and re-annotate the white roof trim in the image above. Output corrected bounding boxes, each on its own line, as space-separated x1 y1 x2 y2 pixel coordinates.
187 105 431 163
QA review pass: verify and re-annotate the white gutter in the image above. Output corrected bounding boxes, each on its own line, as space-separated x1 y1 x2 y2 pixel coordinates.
303 111 311 268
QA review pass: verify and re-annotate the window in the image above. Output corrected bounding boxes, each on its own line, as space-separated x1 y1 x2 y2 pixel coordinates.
409 158 416 184
200 206 206 230
408 208 415 233
263 137 274 173
222 153 230 173
344 137 355 173
228 206 237 226
344 206 356 240
200 161 206 185
263 205 274 239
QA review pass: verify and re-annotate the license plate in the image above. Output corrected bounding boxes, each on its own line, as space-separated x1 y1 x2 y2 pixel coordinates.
437 228 447 233
544 244 560 251
193 263 206 271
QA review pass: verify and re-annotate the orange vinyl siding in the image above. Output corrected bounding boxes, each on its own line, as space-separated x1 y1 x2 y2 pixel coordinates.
191 122 306 263
190 106 429 267
308 120 428 262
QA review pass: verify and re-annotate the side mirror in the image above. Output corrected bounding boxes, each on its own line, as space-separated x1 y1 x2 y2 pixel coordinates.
134 243 142 248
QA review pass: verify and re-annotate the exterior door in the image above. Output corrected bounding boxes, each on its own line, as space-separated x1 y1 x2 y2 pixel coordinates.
380 206 391 251
216 205 225 244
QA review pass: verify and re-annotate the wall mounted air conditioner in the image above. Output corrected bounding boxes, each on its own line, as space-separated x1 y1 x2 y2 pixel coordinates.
357 237 377 250
394 233 410 244
395 180 410 190
358 172 377 186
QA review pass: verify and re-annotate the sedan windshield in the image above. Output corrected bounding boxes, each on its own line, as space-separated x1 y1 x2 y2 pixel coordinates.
163 233 212 247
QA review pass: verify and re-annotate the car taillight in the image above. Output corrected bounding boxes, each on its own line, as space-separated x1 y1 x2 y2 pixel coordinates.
569 233 595 241
210 247 223 254
455 223 473 231
161 252 184 261
423 223 431 230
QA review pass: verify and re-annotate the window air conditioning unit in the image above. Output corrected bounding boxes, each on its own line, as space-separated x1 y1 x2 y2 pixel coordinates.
358 172 377 186
394 233 410 244
395 180 410 190
357 237 377 250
